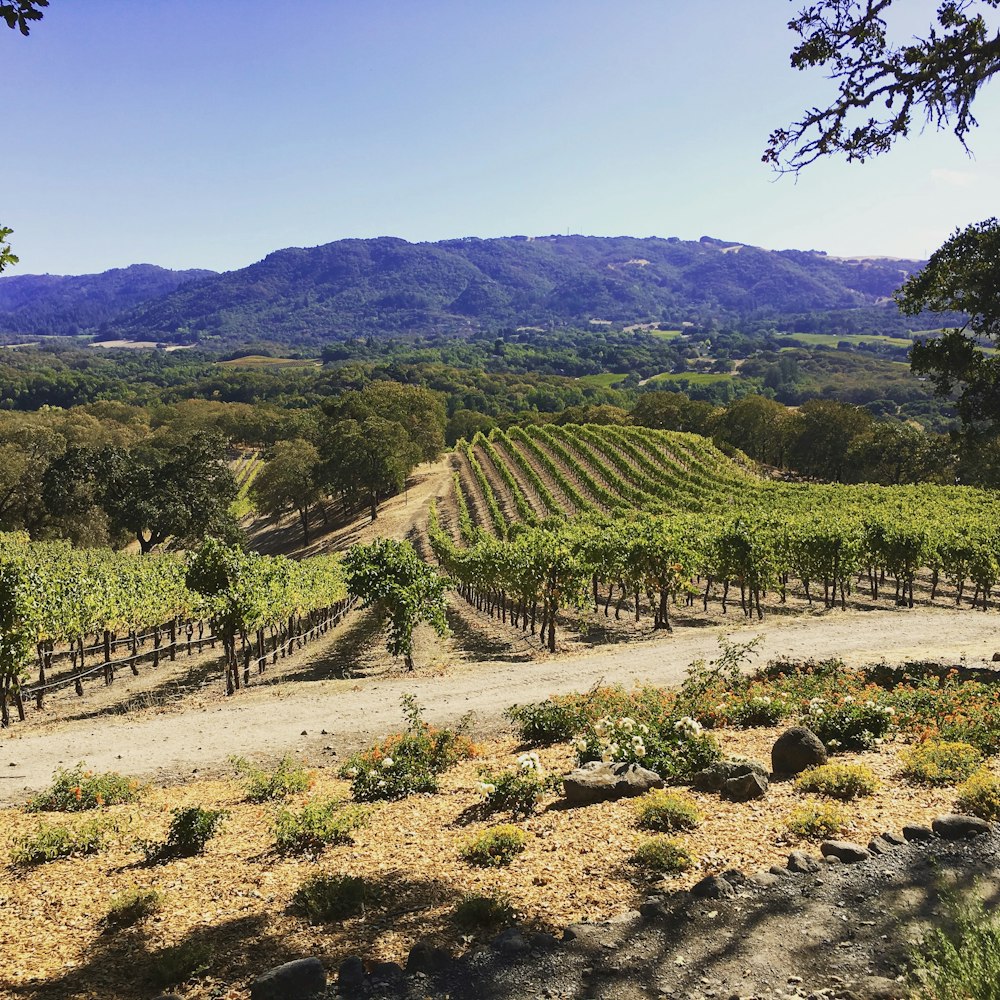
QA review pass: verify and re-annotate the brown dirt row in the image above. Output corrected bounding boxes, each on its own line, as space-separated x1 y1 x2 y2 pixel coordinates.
452 448 497 536
469 441 523 526
483 437 551 519
520 432 610 512
500 434 578 515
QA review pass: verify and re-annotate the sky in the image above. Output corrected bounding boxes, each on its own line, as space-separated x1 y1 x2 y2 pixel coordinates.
4 0 1000 276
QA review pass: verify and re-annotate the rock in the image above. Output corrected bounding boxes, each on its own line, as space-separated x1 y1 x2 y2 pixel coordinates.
992 652 1000 662
881 831 906 846
368 961 404 984
860 975 910 999
639 895 666 918
820 840 871 863
749 871 781 888
690 874 736 899
251 958 327 1000
786 850 820 873
932 813 992 839
337 956 366 994
492 928 530 955
721 770 768 802
691 758 769 792
867 838 886 856
769 864 792 878
771 727 828 775
406 940 451 975
902 824 934 842
562 760 664 804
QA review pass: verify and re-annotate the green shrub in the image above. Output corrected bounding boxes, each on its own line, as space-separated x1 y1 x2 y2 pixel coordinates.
505 699 581 744
911 891 1000 999
144 806 226 862
11 816 108 865
230 754 313 801
273 798 368 854
103 888 163 929
805 699 895 751
786 800 846 839
26 764 143 812
477 753 553 817
901 740 984 786
631 836 695 874
148 940 213 988
794 763 879 800
726 694 789 728
460 824 528 867
341 696 474 801
452 892 517 931
634 790 701 832
292 873 370 923
956 769 1000 821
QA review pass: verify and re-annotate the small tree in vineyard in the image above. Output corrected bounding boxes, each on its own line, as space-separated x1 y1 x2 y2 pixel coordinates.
343 538 449 670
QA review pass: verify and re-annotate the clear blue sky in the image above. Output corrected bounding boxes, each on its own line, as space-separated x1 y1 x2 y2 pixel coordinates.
5 0 999 275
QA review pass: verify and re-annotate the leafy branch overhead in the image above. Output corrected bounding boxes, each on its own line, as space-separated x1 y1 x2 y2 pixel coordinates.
765 0 1000 172
0 0 47 36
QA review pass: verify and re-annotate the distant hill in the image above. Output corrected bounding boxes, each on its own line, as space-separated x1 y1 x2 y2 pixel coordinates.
0 263 216 339
0 236 925 347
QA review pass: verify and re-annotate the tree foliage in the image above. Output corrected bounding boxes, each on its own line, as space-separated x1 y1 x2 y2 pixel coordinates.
765 0 1000 172
342 538 449 670
1 0 47 35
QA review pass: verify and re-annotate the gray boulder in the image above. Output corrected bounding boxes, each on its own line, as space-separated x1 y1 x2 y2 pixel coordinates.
771 727 827 775
786 850 820 873
722 770 768 802
562 760 664 804
933 814 992 839
903 823 934 842
692 758 769 792
251 958 326 1000
337 957 366 994
820 840 871 863
690 874 737 899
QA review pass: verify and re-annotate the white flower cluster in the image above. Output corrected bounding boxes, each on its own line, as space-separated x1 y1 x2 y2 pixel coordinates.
673 716 703 738
476 780 497 796
750 695 772 706
518 751 543 775
344 767 359 779
382 757 394 769
808 697 826 717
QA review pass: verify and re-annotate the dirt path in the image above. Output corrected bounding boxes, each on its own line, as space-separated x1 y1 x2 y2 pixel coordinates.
2 606 997 805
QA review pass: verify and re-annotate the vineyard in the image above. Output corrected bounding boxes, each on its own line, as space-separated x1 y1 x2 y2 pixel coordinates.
432 424 1000 649
0 535 350 728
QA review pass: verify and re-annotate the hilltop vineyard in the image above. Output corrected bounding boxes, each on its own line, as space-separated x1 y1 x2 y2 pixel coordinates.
431 425 1000 649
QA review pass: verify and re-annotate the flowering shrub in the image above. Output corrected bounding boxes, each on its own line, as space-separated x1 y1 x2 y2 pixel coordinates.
956 769 1000 821
460 824 528 867
631 836 695 874
26 764 143 813
340 696 474 801
803 696 895 751
634 790 701 832
900 740 983 786
477 752 553 817
573 713 720 783
273 798 368 854
794 763 878 800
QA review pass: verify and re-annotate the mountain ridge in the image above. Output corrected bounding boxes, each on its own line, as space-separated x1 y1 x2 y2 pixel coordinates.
0 235 925 347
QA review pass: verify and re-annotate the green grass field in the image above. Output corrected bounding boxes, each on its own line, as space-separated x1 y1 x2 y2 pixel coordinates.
644 371 737 386
217 355 320 369
776 333 915 350
577 372 629 388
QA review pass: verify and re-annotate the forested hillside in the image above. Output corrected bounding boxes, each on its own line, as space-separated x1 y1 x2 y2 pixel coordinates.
0 263 216 337
0 235 927 347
